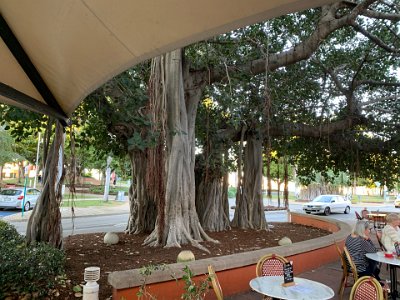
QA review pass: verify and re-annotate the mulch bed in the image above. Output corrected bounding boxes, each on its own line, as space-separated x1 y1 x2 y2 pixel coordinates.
59 223 331 299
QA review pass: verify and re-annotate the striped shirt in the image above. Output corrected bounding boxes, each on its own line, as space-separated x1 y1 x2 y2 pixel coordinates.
345 234 377 273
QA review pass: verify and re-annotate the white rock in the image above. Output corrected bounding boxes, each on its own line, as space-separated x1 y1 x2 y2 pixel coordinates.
278 236 292 246
177 250 195 263
104 232 119 245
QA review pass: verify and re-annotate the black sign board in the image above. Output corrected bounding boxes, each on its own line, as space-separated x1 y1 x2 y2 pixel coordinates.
395 242 400 257
282 261 294 286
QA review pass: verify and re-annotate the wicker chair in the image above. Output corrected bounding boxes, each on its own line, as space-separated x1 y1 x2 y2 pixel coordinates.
208 265 223 300
350 276 384 300
255 254 289 300
256 253 288 277
343 246 360 283
335 243 355 299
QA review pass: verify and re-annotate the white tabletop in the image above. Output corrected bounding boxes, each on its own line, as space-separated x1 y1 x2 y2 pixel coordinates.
249 276 334 300
366 252 400 266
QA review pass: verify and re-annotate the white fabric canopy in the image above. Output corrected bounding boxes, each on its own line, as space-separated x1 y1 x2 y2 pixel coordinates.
0 0 336 122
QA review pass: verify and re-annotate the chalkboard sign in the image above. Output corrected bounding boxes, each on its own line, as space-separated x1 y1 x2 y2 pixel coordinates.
282 261 294 287
395 242 400 257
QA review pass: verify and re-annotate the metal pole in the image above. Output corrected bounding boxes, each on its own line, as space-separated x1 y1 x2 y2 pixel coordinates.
103 156 112 201
33 132 40 188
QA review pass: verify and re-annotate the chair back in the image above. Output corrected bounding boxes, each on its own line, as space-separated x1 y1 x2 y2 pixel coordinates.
343 246 359 281
208 265 223 300
349 276 384 300
335 243 349 276
256 253 288 277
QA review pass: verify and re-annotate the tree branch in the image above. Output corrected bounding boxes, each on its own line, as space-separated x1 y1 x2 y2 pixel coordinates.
350 20 400 53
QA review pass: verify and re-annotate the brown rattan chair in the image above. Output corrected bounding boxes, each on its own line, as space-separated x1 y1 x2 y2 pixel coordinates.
256 253 288 277
208 265 223 300
335 243 356 299
255 254 289 300
350 276 384 300
343 246 359 282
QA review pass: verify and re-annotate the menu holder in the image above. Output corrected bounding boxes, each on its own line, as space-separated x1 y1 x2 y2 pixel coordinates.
282 261 295 287
395 242 400 257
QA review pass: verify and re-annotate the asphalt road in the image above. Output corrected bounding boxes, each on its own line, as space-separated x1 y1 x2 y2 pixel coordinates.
3 202 400 236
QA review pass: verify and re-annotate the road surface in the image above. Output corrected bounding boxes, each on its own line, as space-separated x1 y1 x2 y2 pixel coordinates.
3 201 399 235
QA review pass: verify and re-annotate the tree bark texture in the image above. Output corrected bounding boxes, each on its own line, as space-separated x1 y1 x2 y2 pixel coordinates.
283 157 289 208
125 150 156 234
144 50 214 250
232 137 267 230
26 120 64 249
195 161 230 232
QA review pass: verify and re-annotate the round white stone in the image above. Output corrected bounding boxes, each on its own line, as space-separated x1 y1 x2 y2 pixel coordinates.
104 232 119 245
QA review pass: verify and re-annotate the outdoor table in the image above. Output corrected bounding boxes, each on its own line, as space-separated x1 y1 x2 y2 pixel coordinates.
366 252 400 300
249 275 334 300
367 213 387 230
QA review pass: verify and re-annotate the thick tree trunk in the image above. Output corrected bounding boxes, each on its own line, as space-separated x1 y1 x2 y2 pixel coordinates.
26 121 64 248
144 50 215 250
232 137 267 230
125 150 156 234
195 159 230 231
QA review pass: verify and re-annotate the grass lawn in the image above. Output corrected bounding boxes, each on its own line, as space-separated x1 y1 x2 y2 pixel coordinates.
60 199 126 208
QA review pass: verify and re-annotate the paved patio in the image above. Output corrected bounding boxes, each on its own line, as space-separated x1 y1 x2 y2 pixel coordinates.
226 231 394 300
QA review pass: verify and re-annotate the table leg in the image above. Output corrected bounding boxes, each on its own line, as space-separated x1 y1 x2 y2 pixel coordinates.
390 265 398 300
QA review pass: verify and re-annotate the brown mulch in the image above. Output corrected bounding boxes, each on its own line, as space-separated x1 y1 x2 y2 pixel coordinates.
58 223 331 299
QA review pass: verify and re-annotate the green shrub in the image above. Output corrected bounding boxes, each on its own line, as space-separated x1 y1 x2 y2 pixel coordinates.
0 220 65 298
228 187 237 198
89 185 129 195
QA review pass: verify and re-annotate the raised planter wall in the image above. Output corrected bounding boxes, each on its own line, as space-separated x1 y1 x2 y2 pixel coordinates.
109 212 351 300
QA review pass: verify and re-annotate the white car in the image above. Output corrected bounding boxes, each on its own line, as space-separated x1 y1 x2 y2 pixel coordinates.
395 194 400 208
302 194 351 216
0 187 41 211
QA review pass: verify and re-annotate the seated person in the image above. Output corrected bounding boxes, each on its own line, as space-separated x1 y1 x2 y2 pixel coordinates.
361 207 370 219
345 220 380 280
381 213 400 252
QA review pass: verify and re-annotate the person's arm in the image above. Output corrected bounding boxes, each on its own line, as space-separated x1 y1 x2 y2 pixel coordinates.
385 226 400 244
362 238 378 253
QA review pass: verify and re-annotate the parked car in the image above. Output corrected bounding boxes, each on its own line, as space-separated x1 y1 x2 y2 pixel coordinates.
302 194 351 216
0 187 41 211
394 194 400 208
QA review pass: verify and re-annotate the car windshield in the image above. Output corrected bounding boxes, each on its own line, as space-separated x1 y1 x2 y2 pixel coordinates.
0 189 22 196
312 195 333 203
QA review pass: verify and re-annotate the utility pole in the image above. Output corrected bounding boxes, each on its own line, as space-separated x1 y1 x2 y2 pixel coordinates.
103 156 112 201
33 132 41 188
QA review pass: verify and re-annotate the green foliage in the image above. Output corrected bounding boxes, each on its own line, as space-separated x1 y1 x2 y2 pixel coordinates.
228 187 237 198
0 220 65 298
181 265 210 300
0 128 21 166
136 264 211 300
88 185 129 195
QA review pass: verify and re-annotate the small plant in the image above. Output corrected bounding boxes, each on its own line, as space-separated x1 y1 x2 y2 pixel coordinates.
0 220 65 298
181 265 211 300
137 264 168 299
135 264 211 300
